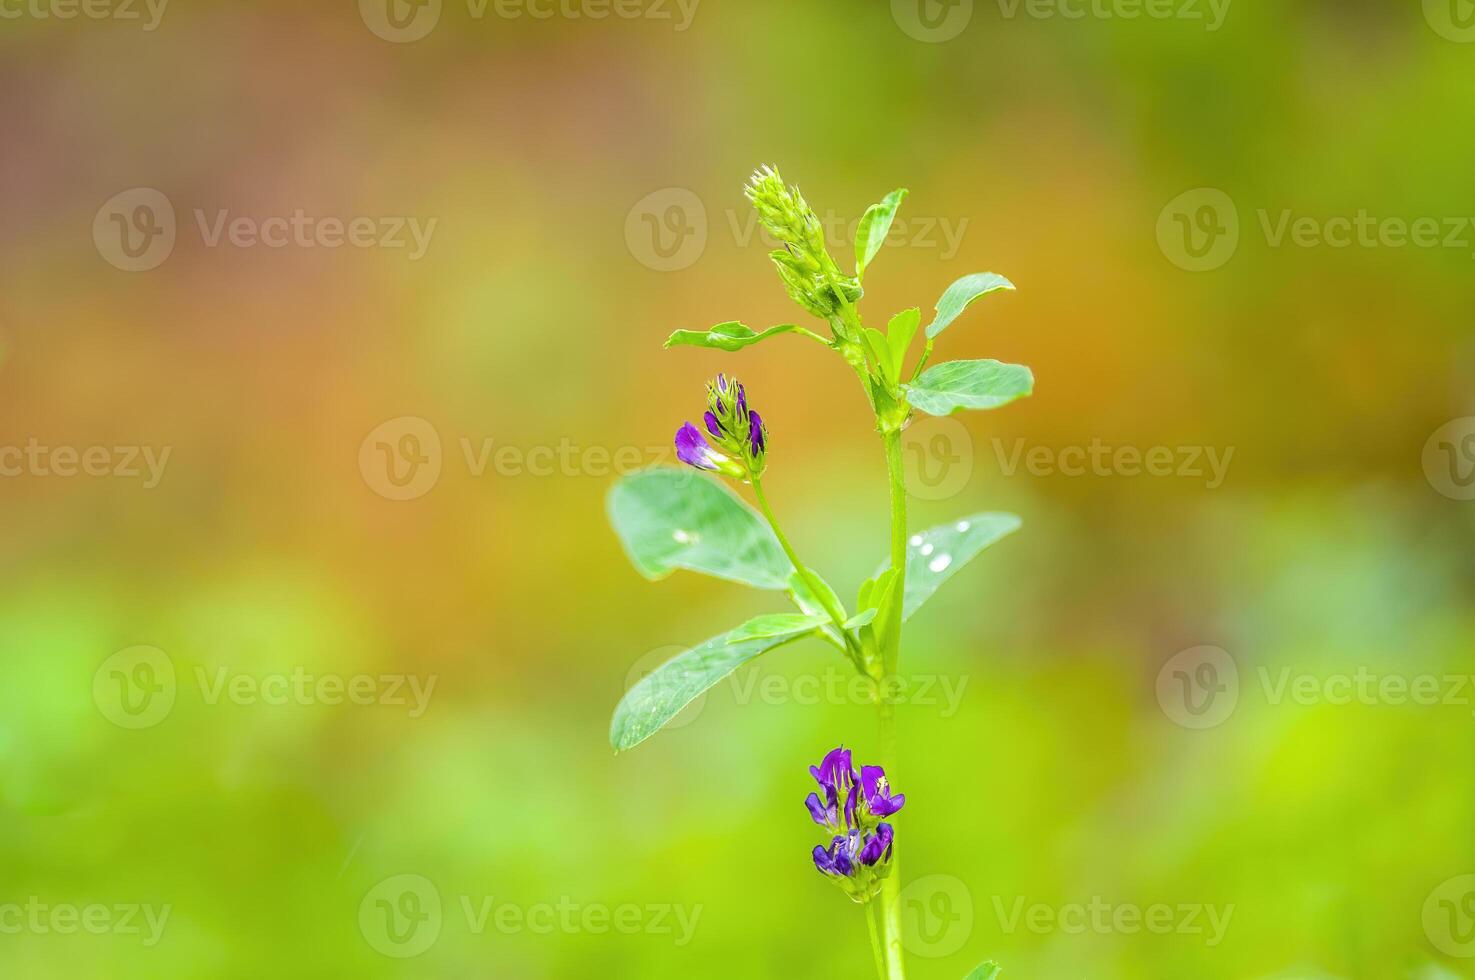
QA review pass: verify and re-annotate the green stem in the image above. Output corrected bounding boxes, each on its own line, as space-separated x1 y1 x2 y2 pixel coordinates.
876 428 909 978
864 899 889 980
750 473 861 662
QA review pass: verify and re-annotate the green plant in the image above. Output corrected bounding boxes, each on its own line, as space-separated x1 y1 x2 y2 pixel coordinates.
606 166 1031 979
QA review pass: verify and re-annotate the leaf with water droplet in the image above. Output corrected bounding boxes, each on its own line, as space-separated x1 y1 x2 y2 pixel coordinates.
607 469 792 589
877 513 1023 620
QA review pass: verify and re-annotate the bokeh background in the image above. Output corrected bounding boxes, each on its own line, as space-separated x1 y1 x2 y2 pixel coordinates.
2 0 1473 976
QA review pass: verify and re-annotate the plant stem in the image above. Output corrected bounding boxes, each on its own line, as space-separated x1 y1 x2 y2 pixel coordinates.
749 473 861 662
876 428 909 978
864 899 889 980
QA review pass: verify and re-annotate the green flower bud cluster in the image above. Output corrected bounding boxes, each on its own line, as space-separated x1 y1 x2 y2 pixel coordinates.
745 166 863 321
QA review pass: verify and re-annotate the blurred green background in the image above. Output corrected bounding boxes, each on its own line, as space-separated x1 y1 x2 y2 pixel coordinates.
2 0 1474 976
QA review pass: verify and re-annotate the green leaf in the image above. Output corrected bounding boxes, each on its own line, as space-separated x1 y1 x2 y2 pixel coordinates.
843 608 877 630
861 327 896 383
664 321 799 352
788 569 848 650
886 308 921 374
727 613 828 642
611 622 813 751
964 963 1003 980
607 469 793 589
855 188 908 281
904 359 1033 416
927 273 1015 339
884 513 1023 620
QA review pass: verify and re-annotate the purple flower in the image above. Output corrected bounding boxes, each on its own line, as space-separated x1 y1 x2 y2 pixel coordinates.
748 411 766 456
807 747 902 900
813 832 858 878
858 823 893 866
674 422 727 472
805 791 837 830
861 765 905 818
675 376 767 479
812 826 894 880
810 747 855 797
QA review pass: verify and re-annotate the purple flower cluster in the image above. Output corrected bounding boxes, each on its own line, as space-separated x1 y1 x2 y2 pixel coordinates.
806 747 904 901
674 375 768 479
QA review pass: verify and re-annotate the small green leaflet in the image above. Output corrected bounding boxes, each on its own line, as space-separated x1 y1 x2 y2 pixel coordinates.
727 613 828 642
927 273 1015 339
964 963 1003 980
904 359 1033 416
788 569 848 650
886 308 921 378
855 188 908 281
880 513 1023 620
610 618 819 751
664 321 800 352
607 469 793 589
